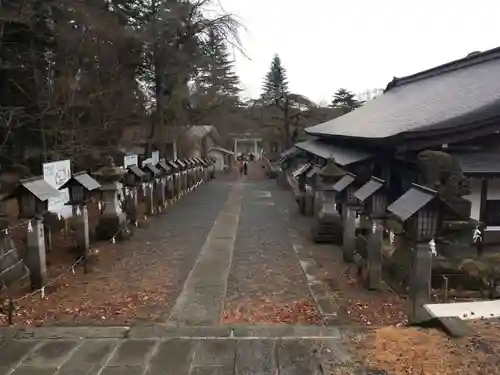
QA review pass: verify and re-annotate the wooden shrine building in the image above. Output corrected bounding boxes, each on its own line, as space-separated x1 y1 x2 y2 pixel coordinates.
291 46 500 245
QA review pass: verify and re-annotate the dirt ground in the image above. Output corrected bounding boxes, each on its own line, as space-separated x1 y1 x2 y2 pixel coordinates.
346 323 500 375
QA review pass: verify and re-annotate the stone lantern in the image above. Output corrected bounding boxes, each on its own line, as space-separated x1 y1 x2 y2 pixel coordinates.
354 177 387 225
388 184 441 243
123 165 145 225
141 163 161 215
311 159 346 244
291 163 313 215
165 160 179 200
156 159 172 209
12 177 60 289
60 172 101 207
192 158 202 186
353 177 387 290
193 158 202 186
332 173 360 262
170 160 184 198
93 157 130 241
124 165 145 187
187 158 197 190
59 172 101 258
14 177 59 219
333 173 359 220
183 159 195 191
387 183 443 324
176 160 188 195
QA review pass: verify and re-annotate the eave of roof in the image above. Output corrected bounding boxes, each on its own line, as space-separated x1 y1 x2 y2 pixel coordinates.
295 138 374 165
450 152 500 176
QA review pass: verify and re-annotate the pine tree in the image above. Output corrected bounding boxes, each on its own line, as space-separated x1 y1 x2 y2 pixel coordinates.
261 54 289 103
329 88 362 114
194 28 241 108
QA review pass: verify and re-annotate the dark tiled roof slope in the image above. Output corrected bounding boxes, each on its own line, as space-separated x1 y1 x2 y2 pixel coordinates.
307 46 500 140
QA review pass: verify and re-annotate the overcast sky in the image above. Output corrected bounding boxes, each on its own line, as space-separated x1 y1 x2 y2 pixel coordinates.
217 0 500 104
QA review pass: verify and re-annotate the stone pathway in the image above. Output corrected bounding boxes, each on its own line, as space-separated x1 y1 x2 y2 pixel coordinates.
165 182 244 325
223 178 321 324
0 163 364 373
0 325 356 375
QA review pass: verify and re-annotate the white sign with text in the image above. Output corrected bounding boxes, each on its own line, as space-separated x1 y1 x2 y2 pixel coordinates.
43 160 72 218
124 154 138 168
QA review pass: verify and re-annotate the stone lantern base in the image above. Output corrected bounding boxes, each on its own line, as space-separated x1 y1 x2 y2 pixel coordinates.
311 192 343 244
95 182 132 241
311 212 343 244
96 214 130 241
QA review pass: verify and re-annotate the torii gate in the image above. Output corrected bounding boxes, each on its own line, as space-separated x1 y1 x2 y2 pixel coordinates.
233 137 262 160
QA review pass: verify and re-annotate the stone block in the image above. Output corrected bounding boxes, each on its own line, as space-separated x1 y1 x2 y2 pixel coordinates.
437 317 470 338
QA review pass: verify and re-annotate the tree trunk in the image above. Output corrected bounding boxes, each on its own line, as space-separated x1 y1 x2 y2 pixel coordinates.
148 0 163 155
283 97 290 149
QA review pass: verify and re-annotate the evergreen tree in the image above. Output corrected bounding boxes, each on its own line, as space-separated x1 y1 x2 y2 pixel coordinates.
261 54 289 103
193 28 241 109
329 88 362 114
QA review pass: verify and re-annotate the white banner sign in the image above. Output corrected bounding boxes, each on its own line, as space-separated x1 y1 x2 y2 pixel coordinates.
151 151 160 165
124 154 138 168
43 160 72 218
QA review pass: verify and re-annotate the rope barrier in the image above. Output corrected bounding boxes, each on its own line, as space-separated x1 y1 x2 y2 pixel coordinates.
0 227 121 325
1 175 206 324
1 215 40 234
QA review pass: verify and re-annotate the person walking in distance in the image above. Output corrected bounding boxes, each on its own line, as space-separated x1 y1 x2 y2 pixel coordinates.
238 159 244 176
243 159 248 176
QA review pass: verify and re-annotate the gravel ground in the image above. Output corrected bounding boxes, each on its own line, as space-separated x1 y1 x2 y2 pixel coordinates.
271 183 408 327
223 165 321 325
0 181 232 326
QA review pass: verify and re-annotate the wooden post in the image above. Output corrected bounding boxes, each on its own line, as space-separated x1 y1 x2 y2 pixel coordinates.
26 217 47 290
145 182 154 215
408 242 432 324
366 220 383 290
76 205 90 256
342 207 356 263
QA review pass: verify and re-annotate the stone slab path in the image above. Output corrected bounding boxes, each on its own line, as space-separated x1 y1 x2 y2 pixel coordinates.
0 325 358 375
165 182 243 325
0 164 365 373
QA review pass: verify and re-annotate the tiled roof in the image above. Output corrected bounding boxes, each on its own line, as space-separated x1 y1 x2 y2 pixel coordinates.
307 46 500 140
451 152 500 175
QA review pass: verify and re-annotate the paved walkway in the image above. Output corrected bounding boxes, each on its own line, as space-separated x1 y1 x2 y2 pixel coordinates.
0 164 364 374
0 325 355 375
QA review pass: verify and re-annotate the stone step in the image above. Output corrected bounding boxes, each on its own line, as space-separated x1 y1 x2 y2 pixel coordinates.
2 325 348 340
